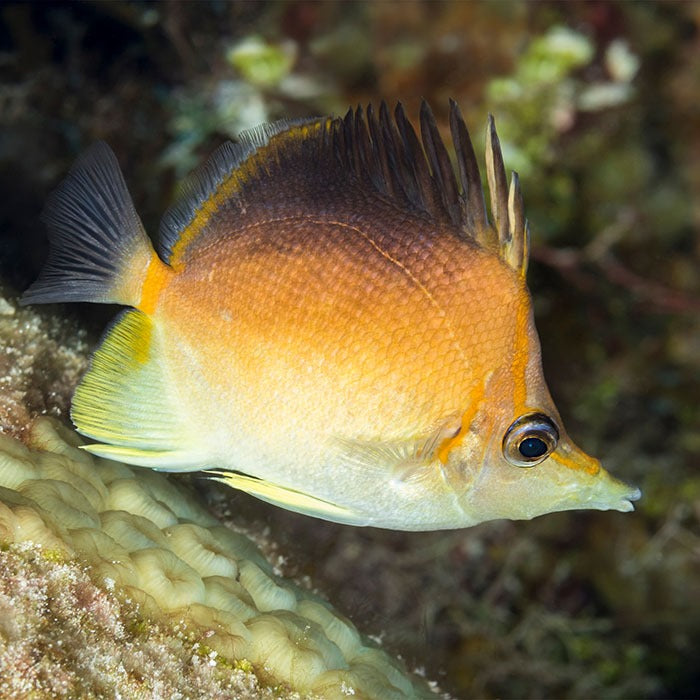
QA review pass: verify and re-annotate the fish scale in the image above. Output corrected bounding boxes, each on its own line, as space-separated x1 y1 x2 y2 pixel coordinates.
21 100 640 530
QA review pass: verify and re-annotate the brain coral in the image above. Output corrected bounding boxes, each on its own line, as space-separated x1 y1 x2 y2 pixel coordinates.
0 418 438 699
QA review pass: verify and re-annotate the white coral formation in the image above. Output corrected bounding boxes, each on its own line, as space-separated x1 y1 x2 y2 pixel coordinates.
0 419 435 699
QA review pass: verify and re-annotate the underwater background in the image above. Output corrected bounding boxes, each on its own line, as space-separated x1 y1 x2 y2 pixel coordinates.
0 1 698 698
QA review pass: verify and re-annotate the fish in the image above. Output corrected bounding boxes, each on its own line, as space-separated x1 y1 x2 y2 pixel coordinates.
21 100 641 530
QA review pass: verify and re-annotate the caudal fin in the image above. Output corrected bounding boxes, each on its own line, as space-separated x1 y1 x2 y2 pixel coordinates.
21 142 155 307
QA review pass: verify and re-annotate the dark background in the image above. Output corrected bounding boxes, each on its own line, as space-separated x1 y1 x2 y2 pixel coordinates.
1 2 698 698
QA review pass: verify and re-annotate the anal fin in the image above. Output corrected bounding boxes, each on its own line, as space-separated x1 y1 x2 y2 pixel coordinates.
72 309 203 471
207 471 364 525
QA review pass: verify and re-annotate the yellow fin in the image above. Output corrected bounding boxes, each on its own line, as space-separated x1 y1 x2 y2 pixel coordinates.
81 445 207 470
72 310 202 470
208 471 365 525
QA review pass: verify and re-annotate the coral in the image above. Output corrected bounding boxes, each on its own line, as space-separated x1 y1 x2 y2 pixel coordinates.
0 418 437 699
0 542 279 700
0 285 88 440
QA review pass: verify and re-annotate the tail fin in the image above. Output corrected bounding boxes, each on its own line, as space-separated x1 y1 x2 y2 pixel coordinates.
21 142 155 307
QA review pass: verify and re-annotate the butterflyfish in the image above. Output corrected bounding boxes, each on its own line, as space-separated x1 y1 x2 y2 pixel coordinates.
22 100 641 530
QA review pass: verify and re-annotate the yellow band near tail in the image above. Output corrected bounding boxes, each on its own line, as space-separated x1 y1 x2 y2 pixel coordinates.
138 253 174 315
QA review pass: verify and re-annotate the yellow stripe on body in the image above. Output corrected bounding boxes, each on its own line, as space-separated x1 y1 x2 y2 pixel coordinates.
137 252 174 316
436 381 485 464
169 120 329 268
131 253 175 365
511 286 530 409
549 449 601 475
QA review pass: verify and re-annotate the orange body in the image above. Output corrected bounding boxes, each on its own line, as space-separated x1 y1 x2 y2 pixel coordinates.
156 215 521 445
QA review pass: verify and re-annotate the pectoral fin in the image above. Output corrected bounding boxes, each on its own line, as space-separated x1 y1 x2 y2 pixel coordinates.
335 414 462 484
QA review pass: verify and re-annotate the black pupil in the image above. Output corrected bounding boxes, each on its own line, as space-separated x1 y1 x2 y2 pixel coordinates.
519 437 548 459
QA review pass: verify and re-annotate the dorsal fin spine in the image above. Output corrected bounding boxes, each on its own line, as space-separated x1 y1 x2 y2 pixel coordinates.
419 100 461 227
378 101 407 202
395 102 434 207
366 104 394 197
507 172 527 277
485 113 510 247
448 99 490 244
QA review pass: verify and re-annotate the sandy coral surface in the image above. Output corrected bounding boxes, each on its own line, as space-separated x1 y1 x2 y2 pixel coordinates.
0 542 278 700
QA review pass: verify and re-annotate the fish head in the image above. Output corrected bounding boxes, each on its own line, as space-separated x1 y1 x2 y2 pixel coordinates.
442 298 641 525
450 410 642 525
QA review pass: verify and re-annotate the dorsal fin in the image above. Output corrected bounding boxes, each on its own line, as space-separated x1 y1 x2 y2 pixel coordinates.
158 118 313 266
336 100 530 275
157 101 530 276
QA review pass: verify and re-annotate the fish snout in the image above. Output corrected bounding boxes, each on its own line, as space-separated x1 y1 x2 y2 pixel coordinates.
588 466 641 512
549 439 641 513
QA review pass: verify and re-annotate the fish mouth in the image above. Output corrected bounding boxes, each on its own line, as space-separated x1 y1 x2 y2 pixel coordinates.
583 476 641 513
600 487 641 513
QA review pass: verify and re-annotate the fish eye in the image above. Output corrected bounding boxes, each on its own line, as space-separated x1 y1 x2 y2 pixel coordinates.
502 413 559 467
